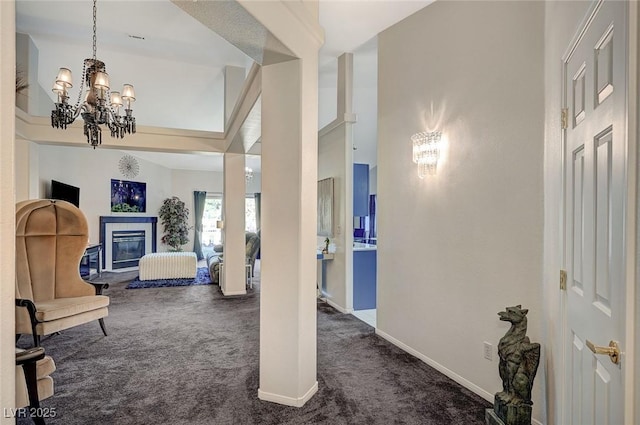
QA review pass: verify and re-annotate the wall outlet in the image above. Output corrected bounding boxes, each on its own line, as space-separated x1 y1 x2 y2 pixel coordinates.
483 341 493 361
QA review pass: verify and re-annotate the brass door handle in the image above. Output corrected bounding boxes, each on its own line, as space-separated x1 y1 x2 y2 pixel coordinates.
586 340 620 365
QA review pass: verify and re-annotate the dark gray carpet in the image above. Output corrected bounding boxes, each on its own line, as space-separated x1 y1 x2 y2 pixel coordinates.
17 269 490 424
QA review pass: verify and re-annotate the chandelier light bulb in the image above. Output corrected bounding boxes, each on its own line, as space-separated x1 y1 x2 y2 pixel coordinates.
121 84 136 101
55 68 73 88
93 71 110 90
51 82 64 94
110 91 123 108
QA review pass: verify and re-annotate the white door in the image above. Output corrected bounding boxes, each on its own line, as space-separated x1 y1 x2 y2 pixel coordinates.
563 1 627 424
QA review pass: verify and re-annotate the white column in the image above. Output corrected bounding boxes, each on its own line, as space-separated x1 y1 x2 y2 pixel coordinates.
0 0 16 419
337 53 353 120
259 56 318 406
222 152 247 295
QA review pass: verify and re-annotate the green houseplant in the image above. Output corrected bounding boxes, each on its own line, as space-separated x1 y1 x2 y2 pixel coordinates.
158 196 190 251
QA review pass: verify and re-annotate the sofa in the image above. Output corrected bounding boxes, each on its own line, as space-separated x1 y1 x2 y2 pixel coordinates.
207 232 260 284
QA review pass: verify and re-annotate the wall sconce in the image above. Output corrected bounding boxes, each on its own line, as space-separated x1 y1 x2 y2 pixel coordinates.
411 131 441 178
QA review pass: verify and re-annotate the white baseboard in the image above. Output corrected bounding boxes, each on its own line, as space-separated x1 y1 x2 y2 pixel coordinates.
375 329 544 425
375 329 493 402
325 298 352 314
258 381 318 407
222 289 247 296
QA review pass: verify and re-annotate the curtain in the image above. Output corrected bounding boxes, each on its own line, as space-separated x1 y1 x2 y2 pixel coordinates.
193 191 206 260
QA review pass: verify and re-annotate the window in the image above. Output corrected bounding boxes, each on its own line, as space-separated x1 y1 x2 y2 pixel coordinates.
202 194 222 256
200 194 259 256
246 196 257 233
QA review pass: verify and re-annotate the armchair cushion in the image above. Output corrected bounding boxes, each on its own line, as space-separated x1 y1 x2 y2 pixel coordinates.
34 295 110 322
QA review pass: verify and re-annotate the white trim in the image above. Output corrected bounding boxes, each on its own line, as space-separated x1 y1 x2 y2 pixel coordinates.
257 381 318 407
325 298 352 314
280 1 324 48
375 329 493 401
225 63 260 136
561 0 604 63
625 2 639 423
630 3 640 422
375 329 545 425
221 289 247 296
318 114 358 138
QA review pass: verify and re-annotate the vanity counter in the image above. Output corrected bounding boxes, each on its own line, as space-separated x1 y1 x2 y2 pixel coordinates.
353 242 377 251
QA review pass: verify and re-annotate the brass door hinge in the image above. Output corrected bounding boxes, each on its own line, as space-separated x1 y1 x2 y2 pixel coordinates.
561 108 569 130
560 269 567 290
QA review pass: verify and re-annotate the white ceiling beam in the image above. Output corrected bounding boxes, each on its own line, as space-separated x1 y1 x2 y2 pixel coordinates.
15 109 226 153
224 63 262 154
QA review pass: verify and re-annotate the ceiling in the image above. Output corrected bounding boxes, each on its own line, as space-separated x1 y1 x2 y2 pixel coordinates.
15 0 433 172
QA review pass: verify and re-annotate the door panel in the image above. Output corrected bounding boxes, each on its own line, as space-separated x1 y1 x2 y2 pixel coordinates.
572 146 585 293
563 1 626 424
571 334 585 425
594 128 613 313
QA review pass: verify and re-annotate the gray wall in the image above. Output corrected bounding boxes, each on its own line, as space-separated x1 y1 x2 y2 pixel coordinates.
377 1 544 420
33 145 260 253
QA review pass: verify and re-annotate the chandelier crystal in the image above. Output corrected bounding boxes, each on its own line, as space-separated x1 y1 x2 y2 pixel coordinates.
411 131 441 178
51 0 136 148
245 167 254 182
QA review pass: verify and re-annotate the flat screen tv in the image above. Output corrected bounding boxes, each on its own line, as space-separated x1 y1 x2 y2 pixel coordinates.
111 179 146 213
51 180 80 207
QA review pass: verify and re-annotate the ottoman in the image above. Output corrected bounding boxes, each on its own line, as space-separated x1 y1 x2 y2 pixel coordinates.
139 252 197 281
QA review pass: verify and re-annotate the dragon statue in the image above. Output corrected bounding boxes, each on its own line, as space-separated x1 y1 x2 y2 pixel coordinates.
487 305 540 425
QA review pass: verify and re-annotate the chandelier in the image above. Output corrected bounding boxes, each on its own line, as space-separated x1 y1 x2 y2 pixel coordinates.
245 167 254 182
51 0 136 148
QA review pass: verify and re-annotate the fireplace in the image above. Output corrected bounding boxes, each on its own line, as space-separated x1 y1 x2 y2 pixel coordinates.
100 216 157 271
112 230 146 269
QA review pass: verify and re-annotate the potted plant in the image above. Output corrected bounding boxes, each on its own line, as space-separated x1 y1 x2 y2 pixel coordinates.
323 237 330 254
158 196 190 251
16 69 28 94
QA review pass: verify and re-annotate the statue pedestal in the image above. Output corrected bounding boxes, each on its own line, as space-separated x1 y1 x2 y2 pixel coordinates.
486 409 505 425
486 407 533 425
488 394 533 425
